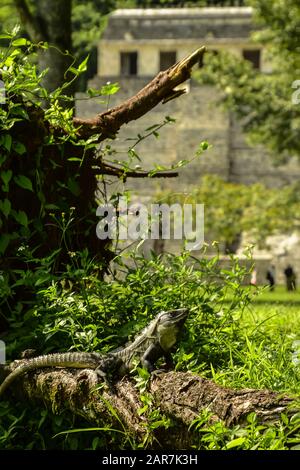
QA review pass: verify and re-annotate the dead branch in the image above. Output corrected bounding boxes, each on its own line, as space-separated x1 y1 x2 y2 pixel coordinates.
94 163 178 178
73 47 206 141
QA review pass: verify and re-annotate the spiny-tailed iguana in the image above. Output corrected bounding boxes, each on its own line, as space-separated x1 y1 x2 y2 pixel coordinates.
0 308 189 396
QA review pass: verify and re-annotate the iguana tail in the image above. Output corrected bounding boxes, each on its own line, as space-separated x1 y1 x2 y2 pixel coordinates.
0 352 102 397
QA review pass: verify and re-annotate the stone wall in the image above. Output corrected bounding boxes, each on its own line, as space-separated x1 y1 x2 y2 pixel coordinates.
99 7 270 76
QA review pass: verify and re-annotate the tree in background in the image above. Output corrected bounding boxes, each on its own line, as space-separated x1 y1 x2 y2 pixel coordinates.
157 175 300 253
197 0 300 164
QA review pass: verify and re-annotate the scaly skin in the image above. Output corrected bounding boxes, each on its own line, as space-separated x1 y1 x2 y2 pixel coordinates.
0 308 189 396
0 352 104 396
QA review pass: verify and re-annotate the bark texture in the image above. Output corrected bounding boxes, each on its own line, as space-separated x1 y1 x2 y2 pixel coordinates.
37 0 73 94
14 0 73 95
0 363 295 449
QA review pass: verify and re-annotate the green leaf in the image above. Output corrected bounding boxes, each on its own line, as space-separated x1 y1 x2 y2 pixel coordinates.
100 83 120 96
13 210 28 227
290 412 300 423
0 234 10 254
92 437 100 450
0 134 12 151
37 190 45 205
165 116 176 123
14 175 33 191
1 170 12 185
11 106 29 120
136 367 150 380
0 154 7 167
145 124 160 132
0 199 11 218
12 25 21 36
199 141 209 151
68 67 79 76
12 38 29 46
128 149 140 161
87 88 104 98
78 55 89 73
173 159 188 168
35 273 51 286
13 141 26 155
225 437 246 449
53 427 125 438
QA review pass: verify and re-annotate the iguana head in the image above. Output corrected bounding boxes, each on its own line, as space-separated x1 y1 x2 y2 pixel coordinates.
156 308 189 352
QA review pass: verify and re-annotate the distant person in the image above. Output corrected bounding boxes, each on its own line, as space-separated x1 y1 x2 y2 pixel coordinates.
250 268 257 286
266 265 275 291
284 265 296 291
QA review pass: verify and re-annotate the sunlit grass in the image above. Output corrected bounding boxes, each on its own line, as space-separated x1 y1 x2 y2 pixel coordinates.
250 285 300 304
192 292 300 450
209 291 300 395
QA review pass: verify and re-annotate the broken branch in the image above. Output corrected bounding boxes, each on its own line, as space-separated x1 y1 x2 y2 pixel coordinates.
94 163 179 178
73 47 206 141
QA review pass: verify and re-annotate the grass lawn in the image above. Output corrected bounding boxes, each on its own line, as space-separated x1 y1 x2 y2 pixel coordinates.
250 285 300 304
181 285 300 450
210 285 300 395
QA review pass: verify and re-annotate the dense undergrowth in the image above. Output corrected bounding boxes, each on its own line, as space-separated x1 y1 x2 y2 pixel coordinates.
1 249 300 450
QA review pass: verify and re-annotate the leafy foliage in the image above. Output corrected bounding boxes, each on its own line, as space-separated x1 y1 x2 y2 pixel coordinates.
73 0 116 55
1 249 250 357
117 1 245 6
192 411 300 450
0 32 120 323
0 31 258 451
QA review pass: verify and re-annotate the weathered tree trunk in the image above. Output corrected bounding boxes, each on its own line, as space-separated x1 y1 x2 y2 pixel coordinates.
37 0 73 95
0 365 295 449
14 0 73 95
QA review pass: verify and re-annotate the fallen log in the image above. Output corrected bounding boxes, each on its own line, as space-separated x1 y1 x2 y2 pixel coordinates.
0 363 295 449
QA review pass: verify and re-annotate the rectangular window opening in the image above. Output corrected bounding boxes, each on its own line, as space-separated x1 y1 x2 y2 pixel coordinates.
120 52 138 76
242 49 261 69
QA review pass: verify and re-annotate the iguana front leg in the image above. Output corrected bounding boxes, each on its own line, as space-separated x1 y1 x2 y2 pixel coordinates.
141 343 173 373
162 351 174 370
